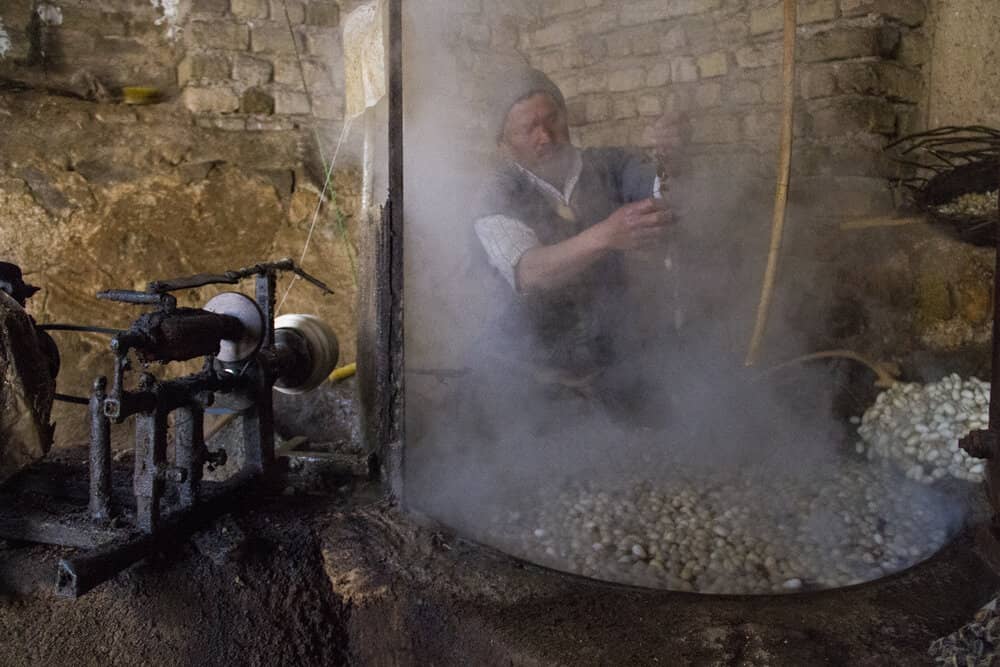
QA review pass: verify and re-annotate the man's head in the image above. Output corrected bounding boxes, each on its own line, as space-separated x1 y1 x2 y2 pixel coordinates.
491 68 571 172
500 91 571 171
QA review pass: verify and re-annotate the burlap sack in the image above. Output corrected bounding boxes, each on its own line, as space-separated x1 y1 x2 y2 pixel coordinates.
0 291 55 484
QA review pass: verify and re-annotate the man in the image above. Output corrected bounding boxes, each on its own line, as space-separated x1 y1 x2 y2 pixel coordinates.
473 68 682 411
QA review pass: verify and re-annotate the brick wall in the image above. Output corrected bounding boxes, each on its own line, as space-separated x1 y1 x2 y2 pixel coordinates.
0 0 350 138
519 0 930 219
180 0 345 130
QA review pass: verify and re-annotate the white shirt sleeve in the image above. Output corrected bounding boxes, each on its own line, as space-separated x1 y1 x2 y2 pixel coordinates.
653 175 663 199
474 214 540 292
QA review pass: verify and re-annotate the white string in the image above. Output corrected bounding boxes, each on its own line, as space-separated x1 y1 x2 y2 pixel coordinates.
276 116 355 315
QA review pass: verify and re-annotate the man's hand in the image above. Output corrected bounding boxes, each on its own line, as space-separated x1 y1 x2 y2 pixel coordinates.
594 198 672 251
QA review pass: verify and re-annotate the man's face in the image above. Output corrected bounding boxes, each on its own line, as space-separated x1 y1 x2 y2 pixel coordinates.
500 92 571 170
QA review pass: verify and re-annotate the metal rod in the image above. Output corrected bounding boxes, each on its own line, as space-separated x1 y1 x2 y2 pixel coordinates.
89 377 112 522
133 399 167 534
38 323 123 335
55 393 91 405
174 405 204 509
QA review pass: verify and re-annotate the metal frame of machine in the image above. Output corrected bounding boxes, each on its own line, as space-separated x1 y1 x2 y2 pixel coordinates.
0 259 339 597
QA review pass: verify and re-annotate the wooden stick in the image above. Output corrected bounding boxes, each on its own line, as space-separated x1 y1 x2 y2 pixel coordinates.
745 0 798 367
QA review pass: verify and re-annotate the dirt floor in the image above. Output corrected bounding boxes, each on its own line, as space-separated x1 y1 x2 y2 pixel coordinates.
0 378 996 665
0 478 997 666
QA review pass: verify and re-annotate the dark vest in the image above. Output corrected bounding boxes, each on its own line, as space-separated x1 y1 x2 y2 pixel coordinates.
476 147 657 374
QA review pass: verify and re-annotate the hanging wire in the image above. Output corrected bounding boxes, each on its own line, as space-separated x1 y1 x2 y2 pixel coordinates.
275 118 354 315
276 0 360 317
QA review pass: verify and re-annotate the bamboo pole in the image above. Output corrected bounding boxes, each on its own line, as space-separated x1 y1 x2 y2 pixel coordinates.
745 0 798 367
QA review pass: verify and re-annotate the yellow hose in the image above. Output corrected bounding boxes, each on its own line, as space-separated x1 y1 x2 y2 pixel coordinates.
745 0 798 367
328 362 357 383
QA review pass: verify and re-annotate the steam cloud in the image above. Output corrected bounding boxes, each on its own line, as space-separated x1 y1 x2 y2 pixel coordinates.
395 0 969 581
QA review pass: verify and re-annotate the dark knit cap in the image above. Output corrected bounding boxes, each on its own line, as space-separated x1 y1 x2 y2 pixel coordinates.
491 67 566 141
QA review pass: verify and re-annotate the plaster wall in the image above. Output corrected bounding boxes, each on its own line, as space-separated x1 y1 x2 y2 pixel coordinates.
925 0 1000 128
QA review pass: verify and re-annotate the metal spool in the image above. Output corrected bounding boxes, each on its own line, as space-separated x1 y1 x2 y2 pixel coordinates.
274 314 339 395
203 292 265 363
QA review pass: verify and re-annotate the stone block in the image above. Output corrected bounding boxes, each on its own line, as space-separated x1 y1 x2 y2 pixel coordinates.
646 63 671 88
751 0 838 35
660 26 687 53
697 51 728 79
251 23 301 54
276 57 339 91
178 53 230 86
808 96 897 137
490 16 521 51
736 41 782 69
183 86 240 113
749 4 783 35
579 9 618 35
631 27 663 56
191 0 230 14
566 97 587 125
608 67 645 92
664 90 694 114
637 94 662 116
232 0 269 19
832 61 922 101
542 0 588 17
728 80 762 105
586 95 611 122
760 71 783 103
718 17 749 43
671 57 698 83
799 26 898 63
605 32 633 59
743 110 781 142
536 50 564 73
800 0 838 23
691 114 742 144
305 2 339 27
233 54 273 86
799 64 838 98
694 82 721 108
241 86 274 113
613 96 637 119
305 29 340 57
575 121 632 146
527 22 572 49
187 21 249 51
270 0 305 23
620 0 722 26
898 31 929 67
273 89 310 114
576 70 607 93
839 0 926 26
569 36 607 68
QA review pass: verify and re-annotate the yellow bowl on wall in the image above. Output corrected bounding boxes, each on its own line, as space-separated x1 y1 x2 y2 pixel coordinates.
121 86 160 105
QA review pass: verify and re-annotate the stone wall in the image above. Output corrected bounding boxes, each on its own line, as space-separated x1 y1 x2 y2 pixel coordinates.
923 0 1000 128
519 0 930 220
0 0 361 446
